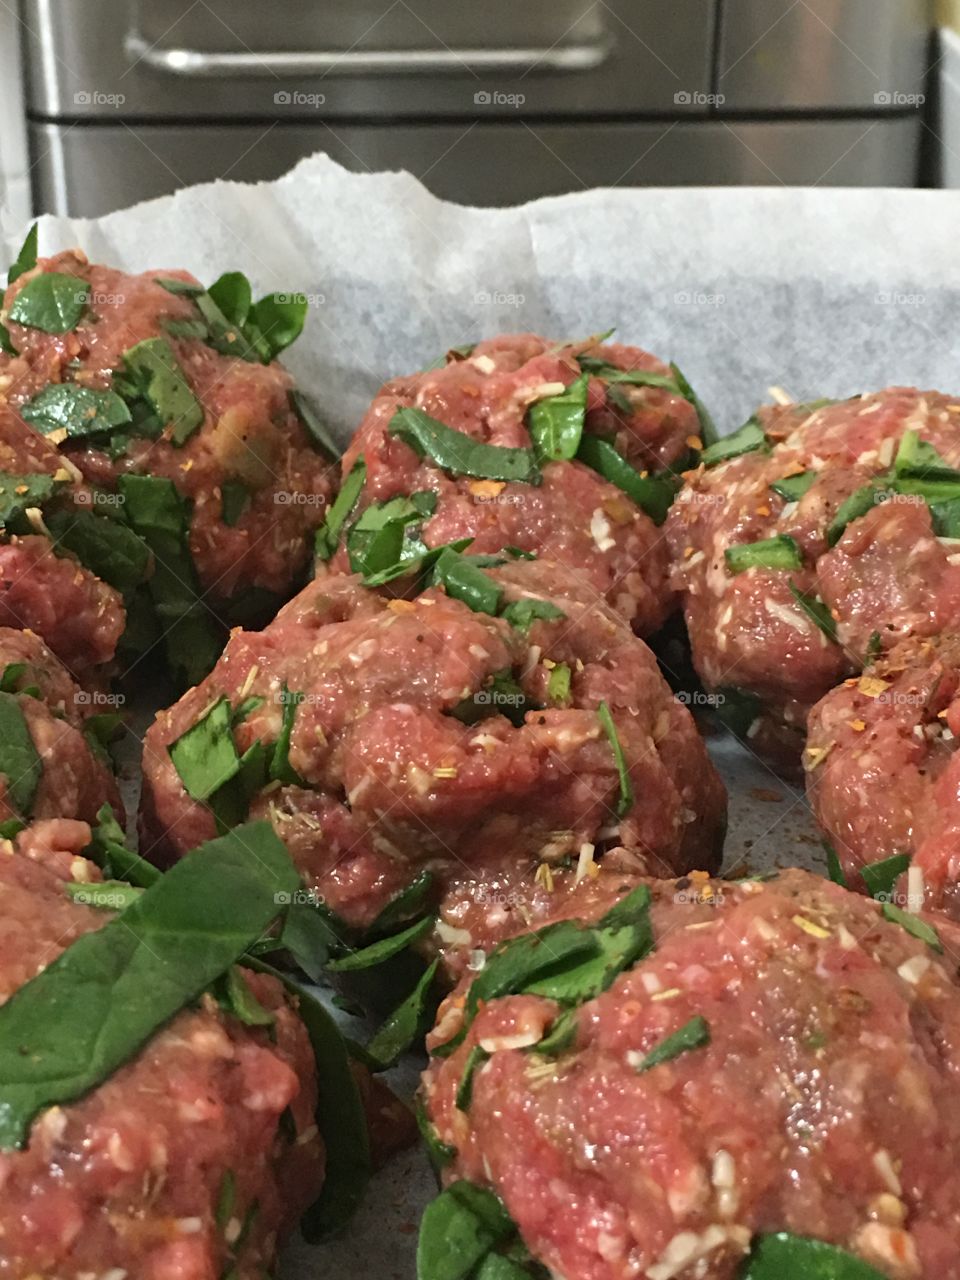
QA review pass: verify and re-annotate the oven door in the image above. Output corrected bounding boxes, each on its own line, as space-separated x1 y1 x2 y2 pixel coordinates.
21 0 717 120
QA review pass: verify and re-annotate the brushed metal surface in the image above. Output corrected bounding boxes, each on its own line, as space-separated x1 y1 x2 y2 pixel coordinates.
28 117 921 217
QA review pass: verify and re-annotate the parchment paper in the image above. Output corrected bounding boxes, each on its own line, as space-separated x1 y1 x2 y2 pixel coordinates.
8 154 955 1276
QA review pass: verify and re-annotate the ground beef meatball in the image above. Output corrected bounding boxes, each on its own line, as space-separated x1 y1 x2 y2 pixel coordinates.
422 866 960 1280
140 561 725 929
329 333 705 636
666 388 960 768
806 634 960 917
0 626 120 826
0 837 326 1280
0 404 124 673
1 248 336 620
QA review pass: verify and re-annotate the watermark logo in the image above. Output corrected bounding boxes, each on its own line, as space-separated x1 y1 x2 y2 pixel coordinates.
674 90 725 106
76 489 125 508
274 90 326 108
74 90 126 107
75 689 125 707
675 690 727 709
275 490 327 507
474 90 525 108
674 290 725 307
874 90 925 106
875 291 925 307
474 289 525 308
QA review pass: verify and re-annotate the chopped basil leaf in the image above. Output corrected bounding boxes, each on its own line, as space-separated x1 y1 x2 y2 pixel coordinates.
220 479 250 527
217 965 275 1027
0 692 42 816
576 435 677 525
826 484 879 546
120 338 204 445
500 598 565 633
527 372 588 461
530 1008 578 1056
46 508 151 596
606 384 633 415
346 491 437 578
430 547 503 616
415 1096 456 1168
824 841 847 887
390 407 542 485
930 495 960 537
742 1232 888 1280
670 362 717 446
634 1014 710 1072
269 685 306 786
85 803 160 888
770 471 816 502
700 418 768 468
7 223 37 285
788 581 837 642
0 663 26 693
862 852 911 899
316 458 366 561
882 901 942 952
369 870 435 935
0 472 57 529
208 270 252 326
0 322 14 354
326 914 435 971
0 821 299 1150
597 699 633 817
21 384 132 440
216 1169 237 1231
523 916 652 1004
450 669 538 729
247 291 308 361
546 663 572 704
8 272 87 333
576 357 679 393
865 631 883 665
169 697 242 802
362 535 472 589
893 429 958 480
155 276 204 296
366 959 439 1070
163 317 209 340
725 534 803 575
290 388 342 458
0 817 24 840
118 474 223 685
597 883 653 931
455 1044 490 1111
417 1182 516 1280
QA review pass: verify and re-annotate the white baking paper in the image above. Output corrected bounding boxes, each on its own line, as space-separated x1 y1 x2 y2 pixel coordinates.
9 153 956 1276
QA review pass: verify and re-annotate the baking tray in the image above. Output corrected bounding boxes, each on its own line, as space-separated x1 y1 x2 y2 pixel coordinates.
18 155 960 1275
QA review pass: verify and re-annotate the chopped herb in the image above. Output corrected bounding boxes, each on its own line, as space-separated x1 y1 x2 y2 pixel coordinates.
742 1232 888 1280
725 534 803 575
366 959 439 1070
169 697 241 802
770 471 817 502
45 509 151 596
368 869 435 935
0 663 26 693
0 692 42 816
865 631 883 665
21 384 131 440
346 491 437 578
530 1008 578 1057
415 1096 456 1168
85 804 160 889
670 362 717 445
326 915 436 971
824 841 847 887
119 338 204 445
700 418 768 468
0 817 25 840
862 852 910 900
634 1014 710 1072
882 902 942 953
163 317 209 340
455 1045 490 1111
215 1169 237 1231
155 276 204 296
713 686 762 739
500 598 565 633
597 700 633 817
7 223 37 285
315 458 366 561
220 479 250 527
290 388 342 459
246 291 309 361
450 669 538 729
0 821 299 1150
390 407 541 485
546 663 572 704
8 272 87 333
788 581 837 642
416 1182 516 1280
217 965 275 1027
527 372 588 461
430 547 503 616
0 472 57 529
575 435 677 525
826 484 879 546
269 685 306 786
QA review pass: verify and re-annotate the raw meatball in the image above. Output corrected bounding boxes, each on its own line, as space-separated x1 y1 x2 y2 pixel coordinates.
329 334 706 636
140 561 725 929
422 866 960 1280
666 388 960 768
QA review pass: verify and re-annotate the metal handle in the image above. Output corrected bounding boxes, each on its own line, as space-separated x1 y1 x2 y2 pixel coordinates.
124 34 610 77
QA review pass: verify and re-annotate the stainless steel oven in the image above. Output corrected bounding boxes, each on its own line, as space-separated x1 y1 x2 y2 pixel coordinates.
19 0 933 215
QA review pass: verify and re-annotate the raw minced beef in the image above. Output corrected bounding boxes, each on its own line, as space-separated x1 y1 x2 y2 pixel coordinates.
423 866 960 1280
666 388 960 768
140 561 725 929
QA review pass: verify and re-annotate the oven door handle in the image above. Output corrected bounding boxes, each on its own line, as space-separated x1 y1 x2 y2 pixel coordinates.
124 34 610 77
